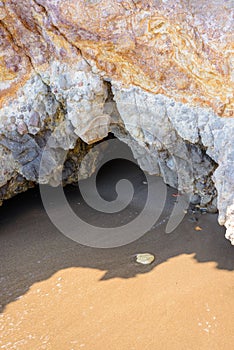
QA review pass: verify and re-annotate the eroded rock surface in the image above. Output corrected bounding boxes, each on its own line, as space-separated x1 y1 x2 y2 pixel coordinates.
0 0 233 243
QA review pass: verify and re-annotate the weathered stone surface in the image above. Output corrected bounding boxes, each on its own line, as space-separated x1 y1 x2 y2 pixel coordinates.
0 0 233 243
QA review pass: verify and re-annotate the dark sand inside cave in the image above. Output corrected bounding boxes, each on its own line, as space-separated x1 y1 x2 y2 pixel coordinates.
0 158 233 350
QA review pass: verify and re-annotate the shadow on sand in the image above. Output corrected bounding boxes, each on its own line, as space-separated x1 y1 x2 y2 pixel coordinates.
0 159 233 313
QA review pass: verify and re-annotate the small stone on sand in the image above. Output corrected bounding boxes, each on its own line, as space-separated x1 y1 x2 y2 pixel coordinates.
136 253 155 265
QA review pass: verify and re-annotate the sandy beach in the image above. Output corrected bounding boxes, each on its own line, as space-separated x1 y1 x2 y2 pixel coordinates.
0 162 233 350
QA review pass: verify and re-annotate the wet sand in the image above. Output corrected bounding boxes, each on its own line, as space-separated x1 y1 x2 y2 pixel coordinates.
0 160 234 349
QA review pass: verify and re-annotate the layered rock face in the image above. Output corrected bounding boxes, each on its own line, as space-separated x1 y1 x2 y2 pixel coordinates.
0 0 233 243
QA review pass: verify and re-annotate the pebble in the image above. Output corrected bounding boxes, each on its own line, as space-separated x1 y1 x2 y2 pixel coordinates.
136 253 155 265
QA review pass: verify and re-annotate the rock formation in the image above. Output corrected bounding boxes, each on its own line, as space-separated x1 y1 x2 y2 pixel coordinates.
0 0 233 243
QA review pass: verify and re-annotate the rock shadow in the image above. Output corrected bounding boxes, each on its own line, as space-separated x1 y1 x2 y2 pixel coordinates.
0 159 233 313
